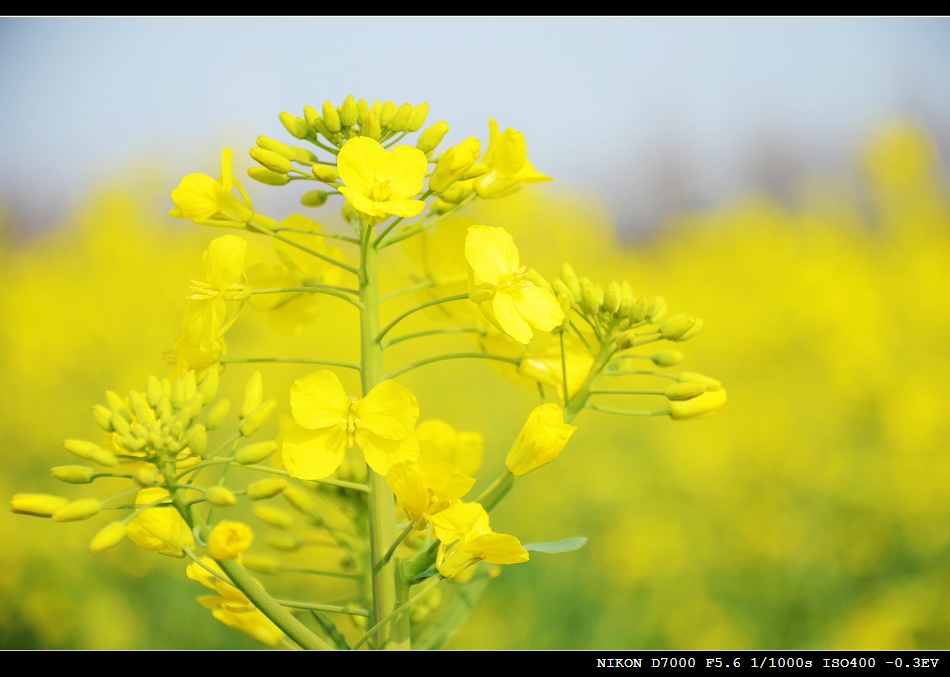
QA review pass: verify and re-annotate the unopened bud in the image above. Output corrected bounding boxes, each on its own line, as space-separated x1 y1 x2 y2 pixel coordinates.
339 94 358 127
677 318 704 341
322 101 341 132
206 485 237 507
106 391 132 421
170 379 186 410
242 554 281 574
303 104 320 126
664 382 707 400
110 413 131 437
89 521 126 553
282 485 315 514
407 102 429 131
581 280 601 316
134 467 157 487
250 147 292 174
236 441 278 465
240 399 275 437
341 201 358 224
679 372 722 391
279 111 309 140
468 284 495 304
129 390 151 424
248 166 290 186
603 281 621 315
185 424 207 456
246 478 288 501
312 164 340 183
240 371 263 419
526 268 554 294
460 162 489 180
359 110 380 140
560 264 582 301
669 389 727 420
265 534 300 552
198 369 219 402
557 292 572 331
615 330 637 350
379 100 397 127
389 102 413 131
416 120 449 154
627 296 647 323
300 190 330 207
52 498 101 522
659 313 697 340
206 399 231 431
651 351 684 367
10 493 68 517
649 296 668 323
290 146 318 164
52 465 95 484
255 135 294 159
253 504 294 528
92 404 113 431
64 440 118 467
356 98 369 125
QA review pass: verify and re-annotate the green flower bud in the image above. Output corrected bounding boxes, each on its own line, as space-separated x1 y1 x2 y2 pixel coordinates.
63 440 118 467
379 100 397 127
51 465 95 484
265 533 300 552
256 135 295 160
303 104 320 126
206 400 231 431
89 521 126 553
339 94 358 127
649 296 668 323
669 389 727 420
312 164 340 184
627 296 647 323
614 330 637 350
240 400 277 437
129 390 151 424
206 485 237 507
279 111 309 139
581 279 601 316
659 313 697 340
248 167 290 186
356 98 369 125
300 190 329 207
679 372 722 391
92 404 114 432
240 371 263 419
198 368 219 402
651 350 684 367
664 382 707 401
407 102 429 131
242 554 281 574
282 485 315 514
134 467 157 487
247 478 288 501
185 424 207 456
105 390 132 422
322 101 341 132
253 504 294 528
236 441 278 465
389 102 413 131
416 120 449 154
359 110 380 141
110 413 131 437
560 264 582 301
677 318 704 341
250 147 292 174
170 379 186 410
290 146 318 164
52 498 101 522
603 281 621 315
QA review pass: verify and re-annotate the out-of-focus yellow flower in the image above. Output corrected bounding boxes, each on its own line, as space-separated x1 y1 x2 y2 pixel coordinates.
246 215 346 334
186 557 284 646
207 520 254 560
336 137 427 222
387 460 475 535
465 225 563 344
435 504 528 579
125 488 194 557
416 419 483 476
519 333 595 402
505 403 576 477
9 493 68 517
429 137 481 194
669 389 728 420
169 149 256 228
473 118 551 199
88 521 127 553
282 370 419 478
183 235 249 353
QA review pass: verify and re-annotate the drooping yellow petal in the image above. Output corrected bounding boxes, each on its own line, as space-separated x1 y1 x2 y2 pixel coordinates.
357 380 419 440
511 284 564 332
181 298 226 352
289 370 349 429
493 291 533 344
338 187 386 218
418 462 476 504
465 225 520 285
505 403 576 477
464 532 530 564
386 461 429 523
211 606 284 647
376 197 426 218
170 174 224 220
355 430 419 476
281 424 348 480
126 488 194 556
492 127 528 176
378 145 428 199
337 136 387 194
429 501 487 545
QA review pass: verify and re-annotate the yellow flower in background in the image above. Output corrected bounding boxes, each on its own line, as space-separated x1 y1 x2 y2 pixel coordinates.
183 235 249 352
125 488 195 557
207 520 254 560
337 137 427 222
282 370 419 479
400 214 478 312
519 333 595 402
669 389 728 420
435 504 529 579
416 419 484 476
9 493 68 517
246 215 346 334
428 136 481 194
387 460 476 533
465 225 564 344
169 148 255 227
473 118 551 198
186 557 284 646
505 403 576 477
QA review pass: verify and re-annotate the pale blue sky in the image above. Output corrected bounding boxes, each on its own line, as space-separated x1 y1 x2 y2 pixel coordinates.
1 17 948 231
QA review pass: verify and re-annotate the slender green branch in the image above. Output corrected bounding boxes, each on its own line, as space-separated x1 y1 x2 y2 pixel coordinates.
351 576 444 650
570 321 597 355
560 330 570 406
375 293 469 341
220 356 361 372
275 600 370 617
247 221 359 276
381 326 485 349
252 286 362 308
272 228 357 244
379 193 477 248
373 216 404 247
585 403 670 416
379 278 435 302
278 566 361 580
307 135 339 155
603 369 678 380
176 458 369 493
375 523 414 573
590 389 666 396
382 131 409 149
474 471 514 510
384 352 521 380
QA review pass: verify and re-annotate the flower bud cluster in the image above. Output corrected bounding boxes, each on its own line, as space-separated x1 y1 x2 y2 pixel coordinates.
278 96 429 151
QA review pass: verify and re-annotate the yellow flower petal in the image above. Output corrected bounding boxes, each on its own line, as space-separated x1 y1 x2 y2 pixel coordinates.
290 370 349 429
355 430 419 476
181 298 225 352
492 291 533 344
376 197 426 218
281 424 348 480
464 532 530 564
207 520 254 560
338 136 387 193
126 488 194 556
418 462 476 505
378 145 428 199
429 501 487 545
465 225 520 285
170 173 224 220
338 187 385 218
202 235 247 291
357 380 419 440
505 403 576 476
511 284 564 332
386 461 429 523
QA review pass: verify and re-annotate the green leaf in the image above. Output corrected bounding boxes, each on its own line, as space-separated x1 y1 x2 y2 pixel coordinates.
523 536 588 554
310 610 351 650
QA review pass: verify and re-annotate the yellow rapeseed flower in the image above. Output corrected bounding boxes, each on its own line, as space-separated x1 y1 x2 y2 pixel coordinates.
282 370 419 478
183 235 249 353
169 149 256 227
387 460 476 535
519 333 595 402
207 520 254 560
416 418 483 476
505 403 576 477
125 488 194 557
428 137 481 193
336 137 427 223
473 118 551 199
465 225 564 344
435 504 529 579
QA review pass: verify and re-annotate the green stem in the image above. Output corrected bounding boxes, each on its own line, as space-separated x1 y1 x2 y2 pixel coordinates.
273 228 358 245
375 522 414 573
274 600 370 616
247 221 359 276
589 389 666 396
252 285 362 308
384 352 521 380
375 293 470 342
220 356 361 372
373 216 404 247
351 576 443 650
175 459 368 492
379 278 435 302
378 192 477 248
603 369 679 380
382 326 485 349
560 330 570 406
585 404 670 417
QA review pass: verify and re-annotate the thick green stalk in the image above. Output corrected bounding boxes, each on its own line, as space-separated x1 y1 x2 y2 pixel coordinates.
358 222 405 649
